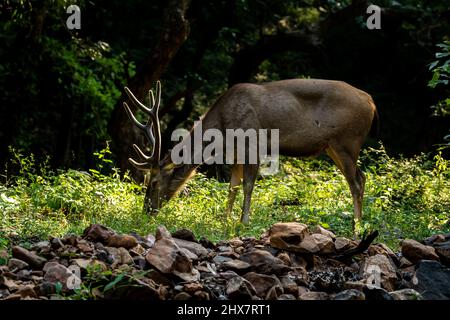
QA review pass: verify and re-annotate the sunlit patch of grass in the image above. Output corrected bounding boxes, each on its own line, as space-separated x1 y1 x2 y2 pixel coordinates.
1 145 449 250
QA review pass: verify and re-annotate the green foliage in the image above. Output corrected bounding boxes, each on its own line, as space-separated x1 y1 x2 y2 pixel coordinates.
1 145 449 249
428 40 450 149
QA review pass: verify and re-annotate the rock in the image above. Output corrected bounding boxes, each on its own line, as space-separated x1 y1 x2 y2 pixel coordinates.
239 249 283 267
401 239 440 264
174 292 192 300
363 286 394 300
334 237 352 251
226 276 256 300
155 226 172 240
129 232 155 249
16 269 32 280
76 239 94 254
105 247 133 267
103 277 164 300
129 245 146 258
213 255 233 264
265 285 283 300
333 289 365 300
344 281 393 300
50 238 64 250
243 272 283 298
83 224 116 243
174 238 208 258
146 237 200 282
180 248 198 260
0 275 19 291
360 254 398 292
61 234 79 246
199 237 215 249
43 263 78 290
278 293 296 300
229 238 244 248
17 285 38 298
184 282 203 294
172 229 196 242
432 240 450 266
12 246 47 269
299 291 329 300
413 260 450 299
43 261 60 273
389 288 423 300
133 256 149 270
107 234 138 249
0 289 9 298
222 259 251 271
72 258 107 271
277 252 291 266
313 225 336 239
299 234 335 254
269 222 309 250
32 241 50 251
423 234 447 246
8 258 29 271
280 276 298 295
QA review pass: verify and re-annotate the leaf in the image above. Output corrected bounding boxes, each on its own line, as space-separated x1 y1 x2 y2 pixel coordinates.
103 273 125 292
428 61 439 70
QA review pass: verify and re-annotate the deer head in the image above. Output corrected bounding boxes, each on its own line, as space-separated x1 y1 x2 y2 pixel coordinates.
123 81 185 215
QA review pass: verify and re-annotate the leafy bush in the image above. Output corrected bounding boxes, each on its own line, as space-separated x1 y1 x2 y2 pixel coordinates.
1 144 449 250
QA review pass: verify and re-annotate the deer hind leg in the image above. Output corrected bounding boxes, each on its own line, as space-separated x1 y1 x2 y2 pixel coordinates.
326 144 365 228
241 164 259 224
227 164 243 218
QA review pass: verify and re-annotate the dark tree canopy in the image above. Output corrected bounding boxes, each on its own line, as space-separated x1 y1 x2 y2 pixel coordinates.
0 0 449 175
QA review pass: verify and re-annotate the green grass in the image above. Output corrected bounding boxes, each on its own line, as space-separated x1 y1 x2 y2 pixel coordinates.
0 145 449 250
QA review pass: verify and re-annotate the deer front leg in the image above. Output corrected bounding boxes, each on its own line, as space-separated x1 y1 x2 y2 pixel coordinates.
226 165 243 218
241 164 259 224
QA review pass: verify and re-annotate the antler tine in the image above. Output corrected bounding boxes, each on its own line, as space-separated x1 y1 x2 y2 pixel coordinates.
148 89 155 109
128 157 152 170
132 144 151 161
123 102 146 130
154 80 162 114
124 87 153 115
151 81 162 163
123 82 163 167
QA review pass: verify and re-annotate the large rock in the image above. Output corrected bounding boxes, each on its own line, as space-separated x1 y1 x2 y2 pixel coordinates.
298 234 335 254
107 234 138 249
412 260 450 300
333 289 365 300
83 224 116 243
226 276 256 300
432 241 450 266
268 222 309 250
174 238 208 258
146 227 200 282
401 239 440 264
389 289 422 300
43 263 80 291
12 246 47 269
299 291 329 300
239 250 290 275
360 254 398 292
313 225 336 239
8 258 29 271
243 272 283 299
105 247 133 267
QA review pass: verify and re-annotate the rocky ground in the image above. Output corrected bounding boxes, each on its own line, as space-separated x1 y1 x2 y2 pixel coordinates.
1 222 450 300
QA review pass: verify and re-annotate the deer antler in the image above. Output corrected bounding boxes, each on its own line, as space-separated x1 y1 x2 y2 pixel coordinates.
123 81 162 169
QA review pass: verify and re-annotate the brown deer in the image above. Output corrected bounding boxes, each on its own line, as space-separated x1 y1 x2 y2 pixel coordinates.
122 79 378 227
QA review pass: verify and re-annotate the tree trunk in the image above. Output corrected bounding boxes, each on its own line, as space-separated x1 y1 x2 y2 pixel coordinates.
108 0 191 179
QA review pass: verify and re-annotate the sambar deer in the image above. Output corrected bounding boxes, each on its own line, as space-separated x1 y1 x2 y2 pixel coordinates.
122 79 378 227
